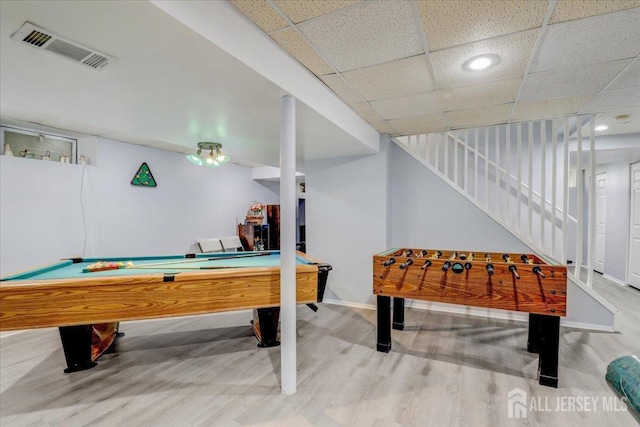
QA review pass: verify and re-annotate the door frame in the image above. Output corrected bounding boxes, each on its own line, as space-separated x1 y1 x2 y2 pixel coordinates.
594 171 606 274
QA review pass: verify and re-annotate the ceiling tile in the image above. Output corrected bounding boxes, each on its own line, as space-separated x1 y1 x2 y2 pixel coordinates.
520 59 631 102
446 103 511 129
417 0 549 52
533 9 640 72
229 0 288 32
607 59 640 90
369 91 440 120
511 95 593 121
388 113 448 135
431 30 537 89
550 1 640 24
298 0 423 72
271 29 333 76
320 74 363 104
342 55 435 101
350 102 384 123
273 0 361 24
439 77 521 112
580 87 640 113
372 120 397 135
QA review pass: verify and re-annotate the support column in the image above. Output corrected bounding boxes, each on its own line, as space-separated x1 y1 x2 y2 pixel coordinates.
280 94 296 394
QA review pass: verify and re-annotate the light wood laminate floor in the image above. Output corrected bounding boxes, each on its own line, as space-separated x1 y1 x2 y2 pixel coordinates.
1 273 638 426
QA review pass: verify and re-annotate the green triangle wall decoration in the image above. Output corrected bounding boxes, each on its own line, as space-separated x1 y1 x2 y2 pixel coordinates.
131 162 157 187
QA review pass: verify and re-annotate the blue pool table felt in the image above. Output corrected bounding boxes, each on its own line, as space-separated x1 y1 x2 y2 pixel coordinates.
2 251 315 282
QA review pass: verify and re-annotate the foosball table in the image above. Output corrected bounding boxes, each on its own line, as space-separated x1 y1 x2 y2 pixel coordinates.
373 248 567 387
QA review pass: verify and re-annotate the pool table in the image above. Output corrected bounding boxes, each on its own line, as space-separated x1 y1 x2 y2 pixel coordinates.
0 251 331 373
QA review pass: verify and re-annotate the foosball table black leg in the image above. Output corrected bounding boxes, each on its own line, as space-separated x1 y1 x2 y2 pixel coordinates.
536 314 560 388
377 295 392 353
58 325 98 373
393 297 405 330
527 313 542 353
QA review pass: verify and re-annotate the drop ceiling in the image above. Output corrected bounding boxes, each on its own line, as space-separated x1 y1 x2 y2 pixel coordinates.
1 1 639 170
231 0 640 137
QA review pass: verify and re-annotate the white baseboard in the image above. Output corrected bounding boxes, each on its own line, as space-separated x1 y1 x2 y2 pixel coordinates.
321 299 618 331
560 320 615 332
602 274 627 287
403 299 529 323
321 298 375 311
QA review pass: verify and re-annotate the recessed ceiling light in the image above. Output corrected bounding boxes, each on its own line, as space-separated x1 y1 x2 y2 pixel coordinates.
595 125 608 131
462 54 501 72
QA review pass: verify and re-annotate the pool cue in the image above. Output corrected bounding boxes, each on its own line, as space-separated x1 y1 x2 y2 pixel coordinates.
123 265 247 270
131 252 271 268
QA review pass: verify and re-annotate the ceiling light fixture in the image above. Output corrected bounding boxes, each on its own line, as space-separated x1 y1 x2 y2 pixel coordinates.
594 125 609 131
462 54 501 72
186 142 230 168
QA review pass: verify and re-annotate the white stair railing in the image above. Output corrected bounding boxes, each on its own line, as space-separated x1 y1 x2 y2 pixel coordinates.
394 116 597 288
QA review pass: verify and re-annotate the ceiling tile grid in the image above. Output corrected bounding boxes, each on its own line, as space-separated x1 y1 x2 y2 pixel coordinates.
607 58 640 90
446 103 512 129
341 55 435 101
350 101 385 123
388 113 449 136
273 0 362 25
417 0 549 51
430 29 538 89
319 74 362 104
369 90 440 121
533 9 640 72
519 59 632 102
228 0 288 32
580 86 640 113
550 0 640 24
229 0 640 137
270 28 334 76
298 0 423 72
438 78 521 112
371 119 397 135
511 95 594 121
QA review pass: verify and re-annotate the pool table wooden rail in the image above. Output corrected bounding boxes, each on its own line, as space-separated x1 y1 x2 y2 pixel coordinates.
0 265 319 331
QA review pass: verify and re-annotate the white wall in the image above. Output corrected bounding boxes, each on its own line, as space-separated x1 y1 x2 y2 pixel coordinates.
0 137 279 275
600 162 631 283
390 142 532 254
305 138 390 307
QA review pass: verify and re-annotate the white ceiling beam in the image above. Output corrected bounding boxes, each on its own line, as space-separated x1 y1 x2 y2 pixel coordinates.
150 0 380 154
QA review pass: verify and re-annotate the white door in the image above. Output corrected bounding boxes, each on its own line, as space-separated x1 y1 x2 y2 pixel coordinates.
629 163 640 290
594 172 606 273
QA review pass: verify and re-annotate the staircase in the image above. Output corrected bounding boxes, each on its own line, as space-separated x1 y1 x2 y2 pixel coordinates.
394 115 597 289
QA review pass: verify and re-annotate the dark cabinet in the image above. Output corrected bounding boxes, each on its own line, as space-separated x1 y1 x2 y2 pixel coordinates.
237 224 269 251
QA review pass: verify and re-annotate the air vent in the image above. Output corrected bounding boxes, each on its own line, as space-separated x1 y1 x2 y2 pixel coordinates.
10 22 115 70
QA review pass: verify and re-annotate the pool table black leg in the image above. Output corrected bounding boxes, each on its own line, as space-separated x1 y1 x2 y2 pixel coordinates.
377 295 392 353
256 307 281 348
58 325 97 373
393 297 405 330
